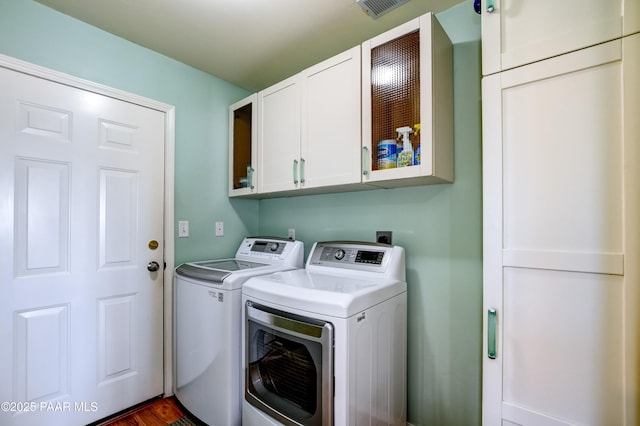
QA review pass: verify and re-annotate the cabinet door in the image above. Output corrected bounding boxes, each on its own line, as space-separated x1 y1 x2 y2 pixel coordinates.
362 13 453 188
258 75 301 193
482 34 639 425
229 94 257 197
481 0 639 76
300 46 361 189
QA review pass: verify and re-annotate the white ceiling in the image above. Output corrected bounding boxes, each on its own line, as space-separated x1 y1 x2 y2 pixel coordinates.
35 0 465 92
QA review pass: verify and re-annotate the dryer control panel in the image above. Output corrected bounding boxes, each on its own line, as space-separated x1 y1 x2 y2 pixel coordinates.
307 241 404 278
317 246 385 266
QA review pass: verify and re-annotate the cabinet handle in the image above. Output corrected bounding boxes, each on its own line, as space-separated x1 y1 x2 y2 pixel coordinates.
247 165 255 190
486 0 495 13
362 147 369 176
488 309 497 359
293 159 299 184
300 158 306 183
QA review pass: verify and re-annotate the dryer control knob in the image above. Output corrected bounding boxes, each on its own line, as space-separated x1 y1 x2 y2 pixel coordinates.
269 242 279 251
334 249 346 260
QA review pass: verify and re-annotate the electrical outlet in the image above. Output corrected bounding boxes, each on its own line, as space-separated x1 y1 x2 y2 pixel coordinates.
376 231 392 245
178 220 189 238
288 228 295 240
215 221 224 237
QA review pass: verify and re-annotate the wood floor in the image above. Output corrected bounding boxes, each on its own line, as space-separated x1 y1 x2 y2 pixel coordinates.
98 397 187 426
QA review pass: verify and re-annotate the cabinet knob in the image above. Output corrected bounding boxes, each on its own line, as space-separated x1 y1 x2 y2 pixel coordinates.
362 147 369 176
246 166 255 190
293 159 299 184
487 309 497 359
486 0 495 13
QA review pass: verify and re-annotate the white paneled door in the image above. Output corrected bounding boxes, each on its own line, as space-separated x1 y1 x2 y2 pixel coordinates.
482 34 639 425
0 65 165 425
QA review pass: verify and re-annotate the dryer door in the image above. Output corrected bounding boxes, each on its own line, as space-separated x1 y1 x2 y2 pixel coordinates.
245 302 334 426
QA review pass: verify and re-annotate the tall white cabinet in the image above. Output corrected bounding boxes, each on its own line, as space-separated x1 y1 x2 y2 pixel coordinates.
481 0 640 75
482 2 640 424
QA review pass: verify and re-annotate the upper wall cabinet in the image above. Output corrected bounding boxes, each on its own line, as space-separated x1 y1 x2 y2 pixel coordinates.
301 47 362 192
228 94 258 197
229 12 454 198
258 46 362 196
361 12 453 188
481 0 640 76
257 74 301 194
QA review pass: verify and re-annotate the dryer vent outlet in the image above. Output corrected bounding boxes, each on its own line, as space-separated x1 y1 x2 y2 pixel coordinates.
356 0 409 19
376 231 392 245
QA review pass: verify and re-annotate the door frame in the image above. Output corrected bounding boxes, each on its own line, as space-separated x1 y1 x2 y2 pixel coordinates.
0 53 176 397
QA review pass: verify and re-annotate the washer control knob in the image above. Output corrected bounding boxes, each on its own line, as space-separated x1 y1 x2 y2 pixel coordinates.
269 242 279 251
334 249 346 260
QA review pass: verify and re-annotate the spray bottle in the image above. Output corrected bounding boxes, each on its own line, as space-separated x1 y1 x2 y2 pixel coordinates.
396 126 414 167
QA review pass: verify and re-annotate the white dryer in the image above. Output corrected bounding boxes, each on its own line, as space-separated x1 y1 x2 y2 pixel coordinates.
241 241 407 426
174 237 304 426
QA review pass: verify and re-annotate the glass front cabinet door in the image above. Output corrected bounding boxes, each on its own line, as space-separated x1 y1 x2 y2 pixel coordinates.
229 94 258 197
361 12 454 188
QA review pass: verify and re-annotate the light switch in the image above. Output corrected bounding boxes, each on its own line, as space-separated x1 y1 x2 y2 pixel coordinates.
215 221 224 237
178 220 189 238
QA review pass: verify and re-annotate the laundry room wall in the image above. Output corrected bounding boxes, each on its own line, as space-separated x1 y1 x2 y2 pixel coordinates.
0 0 257 265
255 3 483 425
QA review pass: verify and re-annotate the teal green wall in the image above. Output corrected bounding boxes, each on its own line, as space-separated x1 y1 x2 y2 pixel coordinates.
257 46 482 426
0 0 257 264
256 4 482 424
0 0 482 424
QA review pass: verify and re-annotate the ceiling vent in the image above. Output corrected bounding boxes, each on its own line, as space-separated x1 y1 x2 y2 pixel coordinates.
356 0 410 19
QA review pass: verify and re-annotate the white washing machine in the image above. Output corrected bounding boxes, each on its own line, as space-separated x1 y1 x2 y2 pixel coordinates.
174 237 304 426
241 241 407 426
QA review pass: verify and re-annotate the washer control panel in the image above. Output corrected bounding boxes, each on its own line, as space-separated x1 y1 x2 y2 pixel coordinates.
250 240 285 255
235 237 302 263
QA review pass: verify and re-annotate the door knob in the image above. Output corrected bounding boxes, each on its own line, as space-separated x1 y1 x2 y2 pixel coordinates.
147 261 160 272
